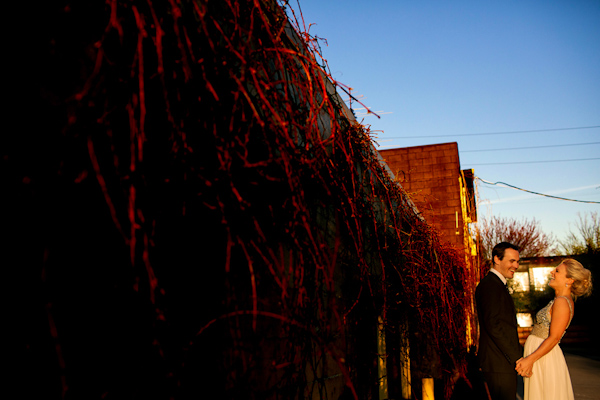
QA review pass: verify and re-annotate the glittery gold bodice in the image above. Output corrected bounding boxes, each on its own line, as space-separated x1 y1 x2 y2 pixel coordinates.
530 296 573 340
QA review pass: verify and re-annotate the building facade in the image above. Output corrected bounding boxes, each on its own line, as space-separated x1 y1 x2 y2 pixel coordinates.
379 143 477 257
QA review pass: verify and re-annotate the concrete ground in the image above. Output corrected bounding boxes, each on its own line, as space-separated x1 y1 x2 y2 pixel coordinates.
565 350 600 400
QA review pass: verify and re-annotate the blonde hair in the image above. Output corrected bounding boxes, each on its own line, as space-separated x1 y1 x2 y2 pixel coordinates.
562 258 593 301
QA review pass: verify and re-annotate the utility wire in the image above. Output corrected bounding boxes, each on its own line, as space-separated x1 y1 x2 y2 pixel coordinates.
476 177 600 204
461 142 600 153
467 157 600 166
385 125 600 139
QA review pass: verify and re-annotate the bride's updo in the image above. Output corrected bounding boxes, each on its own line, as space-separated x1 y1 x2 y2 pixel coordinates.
563 258 593 301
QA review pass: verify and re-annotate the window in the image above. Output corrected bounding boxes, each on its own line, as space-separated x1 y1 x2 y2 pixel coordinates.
512 272 530 292
531 267 554 291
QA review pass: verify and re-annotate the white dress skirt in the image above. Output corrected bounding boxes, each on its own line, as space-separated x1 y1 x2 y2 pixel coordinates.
523 298 574 400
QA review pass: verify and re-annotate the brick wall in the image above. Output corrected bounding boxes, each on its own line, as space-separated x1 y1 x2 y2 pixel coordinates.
379 142 464 247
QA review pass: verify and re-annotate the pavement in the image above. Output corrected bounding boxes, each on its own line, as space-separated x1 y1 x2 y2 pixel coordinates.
516 344 600 400
564 348 600 400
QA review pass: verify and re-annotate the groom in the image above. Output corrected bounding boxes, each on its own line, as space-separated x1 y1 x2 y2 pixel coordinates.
475 242 523 400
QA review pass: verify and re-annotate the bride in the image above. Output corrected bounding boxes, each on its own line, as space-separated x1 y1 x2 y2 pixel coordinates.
516 258 593 400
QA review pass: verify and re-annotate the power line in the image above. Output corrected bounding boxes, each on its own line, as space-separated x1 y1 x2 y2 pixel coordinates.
460 142 600 153
476 177 600 204
467 157 600 166
385 125 600 139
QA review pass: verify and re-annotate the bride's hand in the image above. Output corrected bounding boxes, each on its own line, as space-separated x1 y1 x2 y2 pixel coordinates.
516 357 534 377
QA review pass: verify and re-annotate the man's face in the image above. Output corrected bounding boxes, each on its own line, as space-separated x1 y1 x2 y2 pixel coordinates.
493 248 520 279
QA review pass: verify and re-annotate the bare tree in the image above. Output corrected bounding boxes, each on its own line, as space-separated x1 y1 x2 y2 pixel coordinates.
478 215 556 263
557 211 600 255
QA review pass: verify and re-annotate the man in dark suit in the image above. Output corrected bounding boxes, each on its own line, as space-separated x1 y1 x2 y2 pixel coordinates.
475 242 523 400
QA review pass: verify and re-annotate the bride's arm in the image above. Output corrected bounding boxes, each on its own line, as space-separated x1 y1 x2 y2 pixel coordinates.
516 297 572 376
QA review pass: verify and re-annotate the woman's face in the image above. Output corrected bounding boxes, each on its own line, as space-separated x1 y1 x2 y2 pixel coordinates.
549 263 572 289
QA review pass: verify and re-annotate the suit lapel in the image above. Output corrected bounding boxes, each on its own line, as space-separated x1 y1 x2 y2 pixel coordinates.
489 272 517 317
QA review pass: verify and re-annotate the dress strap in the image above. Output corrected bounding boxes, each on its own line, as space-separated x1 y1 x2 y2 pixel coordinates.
555 295 574 325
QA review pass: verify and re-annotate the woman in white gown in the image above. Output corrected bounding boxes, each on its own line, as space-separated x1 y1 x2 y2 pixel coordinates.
516 258 593 400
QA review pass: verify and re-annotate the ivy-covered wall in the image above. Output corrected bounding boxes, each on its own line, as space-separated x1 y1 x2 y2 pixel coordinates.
10 1 478 399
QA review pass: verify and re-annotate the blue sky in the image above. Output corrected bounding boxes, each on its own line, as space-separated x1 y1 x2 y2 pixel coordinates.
285 0 600 245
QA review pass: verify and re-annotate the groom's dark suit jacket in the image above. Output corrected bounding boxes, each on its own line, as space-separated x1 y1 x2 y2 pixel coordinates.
475 272 523 374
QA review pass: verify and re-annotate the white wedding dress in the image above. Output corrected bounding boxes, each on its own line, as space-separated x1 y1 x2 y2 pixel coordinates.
523 296 574 400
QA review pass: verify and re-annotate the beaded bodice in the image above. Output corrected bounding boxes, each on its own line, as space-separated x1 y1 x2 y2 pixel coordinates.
530 296 573 340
